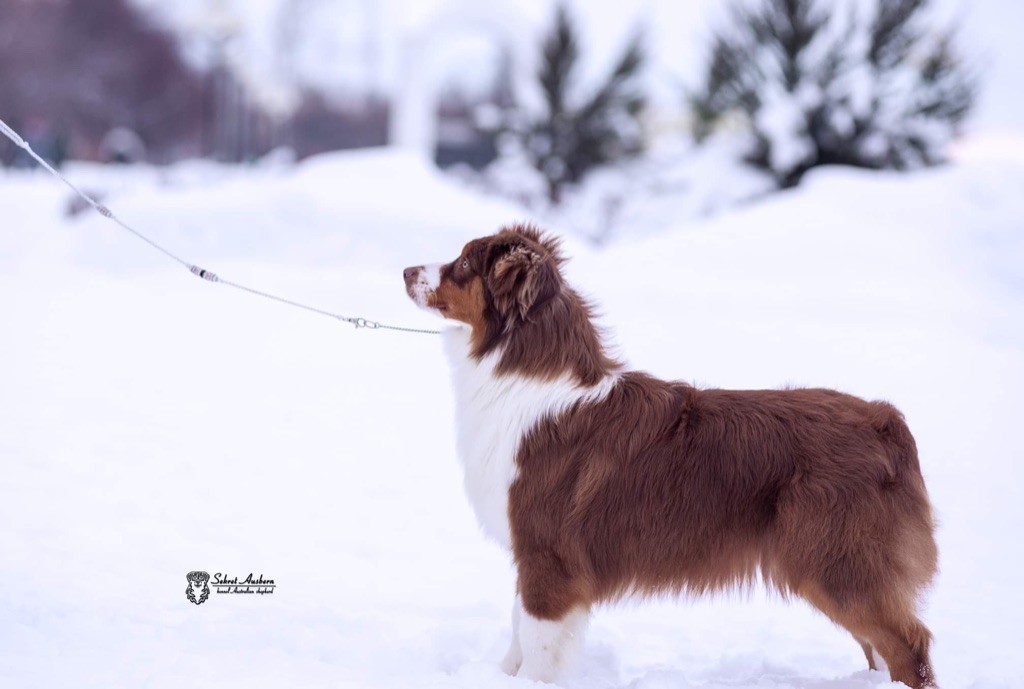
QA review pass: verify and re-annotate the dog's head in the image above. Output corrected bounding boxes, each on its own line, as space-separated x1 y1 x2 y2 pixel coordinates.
403 224 565 342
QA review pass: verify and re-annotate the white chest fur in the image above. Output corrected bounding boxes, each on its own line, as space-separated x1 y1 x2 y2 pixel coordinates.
441 328 618 549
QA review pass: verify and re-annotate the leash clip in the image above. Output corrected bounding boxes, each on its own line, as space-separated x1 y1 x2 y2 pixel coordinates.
189 265 220 282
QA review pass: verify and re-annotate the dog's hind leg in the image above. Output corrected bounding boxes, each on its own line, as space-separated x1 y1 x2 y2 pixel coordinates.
799 583 935 688
862 613 936 689
855 636 883 671
800 585 879 671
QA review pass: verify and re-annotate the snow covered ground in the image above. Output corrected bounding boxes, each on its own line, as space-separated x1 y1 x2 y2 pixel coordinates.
0 138 1022 689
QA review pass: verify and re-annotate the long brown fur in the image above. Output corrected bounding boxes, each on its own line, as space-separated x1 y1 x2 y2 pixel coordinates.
409 224 939 688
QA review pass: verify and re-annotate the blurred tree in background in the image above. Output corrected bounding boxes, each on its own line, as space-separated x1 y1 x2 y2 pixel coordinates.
0 0 386 165
0 0 207 163
690 0 976 187
0 0 977 185
488 5 646 205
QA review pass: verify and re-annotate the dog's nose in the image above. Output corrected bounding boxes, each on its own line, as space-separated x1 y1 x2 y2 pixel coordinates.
403 266 419 282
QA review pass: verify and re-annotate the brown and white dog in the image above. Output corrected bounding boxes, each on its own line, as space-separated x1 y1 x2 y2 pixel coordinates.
403 224 938 688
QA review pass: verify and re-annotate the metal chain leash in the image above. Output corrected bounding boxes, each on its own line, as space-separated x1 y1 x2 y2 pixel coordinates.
0 117 441 336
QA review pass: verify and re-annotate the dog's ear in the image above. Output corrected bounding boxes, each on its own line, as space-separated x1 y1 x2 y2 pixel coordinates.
488 242 559 323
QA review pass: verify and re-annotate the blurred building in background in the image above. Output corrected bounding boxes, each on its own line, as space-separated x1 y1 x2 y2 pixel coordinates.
0 0 209 165
390 0 529 169
0 0 524 166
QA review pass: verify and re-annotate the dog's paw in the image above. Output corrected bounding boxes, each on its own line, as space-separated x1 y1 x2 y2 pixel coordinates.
500 646 523 676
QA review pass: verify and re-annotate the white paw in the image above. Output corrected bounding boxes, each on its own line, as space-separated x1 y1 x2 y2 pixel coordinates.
516 658 559 683
516 606 589 683
500 650 523 676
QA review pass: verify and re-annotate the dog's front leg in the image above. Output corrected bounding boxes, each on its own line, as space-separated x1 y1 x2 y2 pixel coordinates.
499 593 523 675
516 600 589 683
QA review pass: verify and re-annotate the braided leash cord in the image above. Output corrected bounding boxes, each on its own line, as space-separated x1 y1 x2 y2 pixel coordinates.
0 117 441 336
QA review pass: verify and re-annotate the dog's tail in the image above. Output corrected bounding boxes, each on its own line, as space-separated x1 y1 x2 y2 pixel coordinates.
869 401 922 479
870 400 938 588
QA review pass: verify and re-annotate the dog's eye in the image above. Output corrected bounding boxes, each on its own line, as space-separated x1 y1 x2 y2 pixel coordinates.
460 258 470 271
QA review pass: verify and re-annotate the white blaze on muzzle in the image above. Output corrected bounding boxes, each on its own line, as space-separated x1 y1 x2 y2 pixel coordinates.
409 263 444 313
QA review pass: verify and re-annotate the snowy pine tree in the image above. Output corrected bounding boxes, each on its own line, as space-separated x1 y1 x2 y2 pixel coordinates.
690 0 976 187
488 5 646 205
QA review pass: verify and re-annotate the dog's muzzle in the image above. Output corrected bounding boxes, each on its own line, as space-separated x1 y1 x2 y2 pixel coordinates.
403 264 441 311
